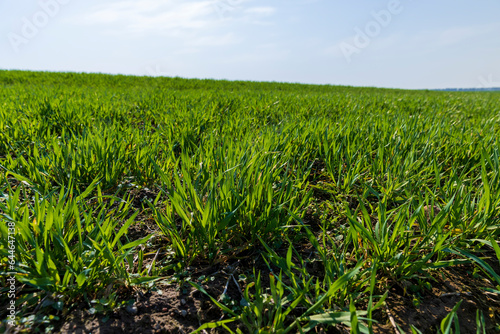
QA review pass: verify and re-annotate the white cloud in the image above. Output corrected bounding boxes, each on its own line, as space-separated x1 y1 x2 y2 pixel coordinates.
81 0 215 35
185 33 239 46
244 6 275 16
75 0 276 37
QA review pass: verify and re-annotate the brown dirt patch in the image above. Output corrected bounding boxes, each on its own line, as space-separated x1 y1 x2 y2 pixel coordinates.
58 283 222 334
374 265 500 333
56 261 250 334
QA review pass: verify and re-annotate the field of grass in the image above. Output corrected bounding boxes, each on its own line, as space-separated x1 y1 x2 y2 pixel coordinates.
1 70 499 333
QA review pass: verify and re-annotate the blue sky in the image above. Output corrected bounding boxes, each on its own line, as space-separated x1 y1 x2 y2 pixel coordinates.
1 0 499 89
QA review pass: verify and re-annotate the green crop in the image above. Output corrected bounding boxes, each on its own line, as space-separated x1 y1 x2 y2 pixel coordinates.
0 70 499 332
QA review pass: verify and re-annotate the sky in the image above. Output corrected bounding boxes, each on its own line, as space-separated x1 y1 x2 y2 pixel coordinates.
1 0 499 89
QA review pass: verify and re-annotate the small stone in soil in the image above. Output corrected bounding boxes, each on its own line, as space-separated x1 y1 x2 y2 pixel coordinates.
126 304 138 315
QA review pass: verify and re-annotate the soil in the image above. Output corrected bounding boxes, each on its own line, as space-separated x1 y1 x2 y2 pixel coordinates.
50 261 500 334
58 284 211 334
2 184 500 333
374 265 500 333
56 266 243 334
3 256 499 334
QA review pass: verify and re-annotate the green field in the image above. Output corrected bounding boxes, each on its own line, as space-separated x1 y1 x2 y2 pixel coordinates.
1 70 499 333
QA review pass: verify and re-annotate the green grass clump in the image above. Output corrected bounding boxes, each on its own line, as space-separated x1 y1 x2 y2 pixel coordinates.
1 70 499 333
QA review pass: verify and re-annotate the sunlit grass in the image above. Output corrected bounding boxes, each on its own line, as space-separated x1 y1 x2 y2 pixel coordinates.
0 70 499 332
